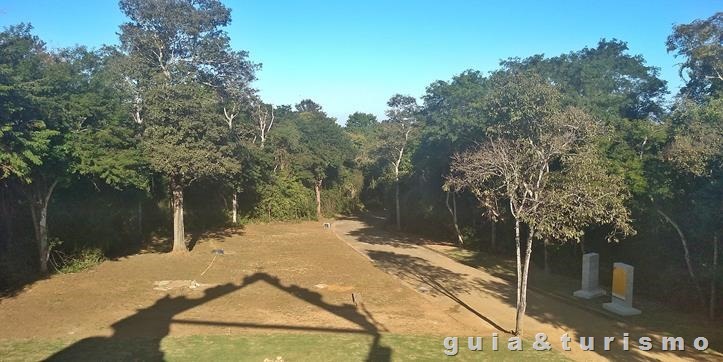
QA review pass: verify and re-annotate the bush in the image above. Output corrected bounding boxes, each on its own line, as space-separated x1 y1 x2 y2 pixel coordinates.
321 185 364 216
49 240 105 274
253 173 316 221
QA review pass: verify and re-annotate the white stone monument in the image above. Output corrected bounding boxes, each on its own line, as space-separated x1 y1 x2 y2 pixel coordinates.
573 253 605 299
602 262 641 316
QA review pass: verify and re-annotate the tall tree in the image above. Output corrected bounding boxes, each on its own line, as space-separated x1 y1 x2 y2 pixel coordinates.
417 70 492 243
0 25 146 272
662 97 723 316
249 96 275 149
117 0 254 252
656 13 723 317
290 102 353 218
447 72 633 335
213 46 259 225
0 26 67 273
380 94 419 230
667 12 723 100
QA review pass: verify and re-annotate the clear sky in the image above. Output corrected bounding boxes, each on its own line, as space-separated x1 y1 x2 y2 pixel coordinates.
1 1 720 123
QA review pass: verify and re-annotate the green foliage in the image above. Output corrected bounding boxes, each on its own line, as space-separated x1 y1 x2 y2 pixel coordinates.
345 112 378 132
538 147 635 243
0 24 68 182
375 94 420 181
292 109 354 185
252 173 315 221
295 99 323 114
501 39 667 120
667 12 723 99
142 82 239 184
118 0 255 196
418 70 490 165
0 122 58 182
665 97 723 177
448 71 634 243
321 169 365 215
70 125 148 190
51 246 105 274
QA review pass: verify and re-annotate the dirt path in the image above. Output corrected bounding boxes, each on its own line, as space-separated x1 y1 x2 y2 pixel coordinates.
332 215 722 362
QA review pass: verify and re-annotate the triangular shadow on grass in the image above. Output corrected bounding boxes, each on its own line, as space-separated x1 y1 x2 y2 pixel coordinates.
45 272 390 362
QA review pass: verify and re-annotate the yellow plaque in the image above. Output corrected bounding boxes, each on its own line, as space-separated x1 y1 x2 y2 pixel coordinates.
612 266 626 300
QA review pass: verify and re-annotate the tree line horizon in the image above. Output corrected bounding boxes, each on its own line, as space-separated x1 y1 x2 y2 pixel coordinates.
0 1 720 335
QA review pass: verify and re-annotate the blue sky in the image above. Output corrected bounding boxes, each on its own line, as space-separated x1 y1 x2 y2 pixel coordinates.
1 1 720 123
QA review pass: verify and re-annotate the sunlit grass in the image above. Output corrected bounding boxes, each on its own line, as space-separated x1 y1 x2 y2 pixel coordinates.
0 333 569 361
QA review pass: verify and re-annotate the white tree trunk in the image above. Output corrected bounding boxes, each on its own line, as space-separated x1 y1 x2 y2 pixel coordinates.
445 191 463 245
29 179 57 274
393 138 406 231
232 193 238 224
515 229 534 336
514 219 522 332
315 179 322 219
224 108 239 226
394 165 401 230
171 178 187 253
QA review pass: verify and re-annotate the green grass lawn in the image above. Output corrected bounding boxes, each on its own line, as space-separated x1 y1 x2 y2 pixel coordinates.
0 333 568 361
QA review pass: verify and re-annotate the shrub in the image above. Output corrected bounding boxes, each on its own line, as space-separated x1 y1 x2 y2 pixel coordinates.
49 239 105 274
253 173 316 221
321 185 364 216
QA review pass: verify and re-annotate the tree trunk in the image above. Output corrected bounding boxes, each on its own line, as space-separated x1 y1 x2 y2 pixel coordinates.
515 228 534 336
394 171 401 230
171 177 187 253
315 179 322 219
657 209 705 307
445 191 463 245
711 233 718 321
544 238 550 275
137 199 143 239
0 186 12 252
513 219 522 333
490 221 496 251
232 192 238 224
28 179 58 274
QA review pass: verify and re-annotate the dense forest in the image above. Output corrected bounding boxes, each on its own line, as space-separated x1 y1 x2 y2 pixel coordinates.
0 0 720 331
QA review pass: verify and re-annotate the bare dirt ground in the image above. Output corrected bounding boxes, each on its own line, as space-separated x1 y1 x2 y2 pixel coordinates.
0 221 478 345
332 215 723 362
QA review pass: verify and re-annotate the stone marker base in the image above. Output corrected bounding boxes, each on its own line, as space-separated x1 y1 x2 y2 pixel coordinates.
603 301 641 316
573 288 605 299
